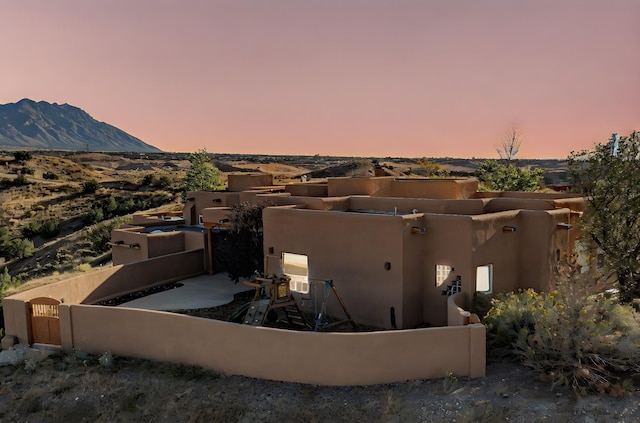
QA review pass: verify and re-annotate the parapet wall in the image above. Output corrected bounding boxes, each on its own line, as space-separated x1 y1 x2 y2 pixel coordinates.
59 305 485 385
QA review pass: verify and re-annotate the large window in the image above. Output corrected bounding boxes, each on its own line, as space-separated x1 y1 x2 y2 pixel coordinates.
476 264 493 293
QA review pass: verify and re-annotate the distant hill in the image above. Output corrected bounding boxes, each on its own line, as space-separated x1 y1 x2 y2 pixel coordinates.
0 99 161 152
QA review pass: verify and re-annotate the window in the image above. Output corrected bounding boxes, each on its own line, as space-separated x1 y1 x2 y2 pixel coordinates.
476 265 493 293
435 264 452 287
282 252 309 294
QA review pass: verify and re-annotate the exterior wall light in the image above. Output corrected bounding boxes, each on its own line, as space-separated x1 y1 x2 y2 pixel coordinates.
557 223 572 229
502 226 517 232
411 226 426 235
384 262 391 270
268 247 274 254
212 198 222 203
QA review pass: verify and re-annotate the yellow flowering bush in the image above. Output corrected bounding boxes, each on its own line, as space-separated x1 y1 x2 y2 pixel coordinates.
484 273 640 395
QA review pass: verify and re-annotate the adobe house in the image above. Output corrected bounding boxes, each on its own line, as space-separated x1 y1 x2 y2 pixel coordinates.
93 173 584 329
195 174 585 329
0 172 583 385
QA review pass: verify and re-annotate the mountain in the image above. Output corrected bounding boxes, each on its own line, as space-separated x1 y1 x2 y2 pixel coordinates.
0 99 161 152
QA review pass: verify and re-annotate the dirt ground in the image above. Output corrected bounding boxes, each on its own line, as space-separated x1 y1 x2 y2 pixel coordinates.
1 351 639 423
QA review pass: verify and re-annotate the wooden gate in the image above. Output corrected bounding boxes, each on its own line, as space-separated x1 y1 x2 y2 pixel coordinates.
29 297 61 345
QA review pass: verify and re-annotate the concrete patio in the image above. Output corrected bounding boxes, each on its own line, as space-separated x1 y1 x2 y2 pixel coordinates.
118 273 252 311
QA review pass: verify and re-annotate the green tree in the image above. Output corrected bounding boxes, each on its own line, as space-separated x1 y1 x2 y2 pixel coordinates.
0 228 34 260
477 160 544 191
183 148 224 200
216 202 267 282
568 131 640 303
82 179 100 194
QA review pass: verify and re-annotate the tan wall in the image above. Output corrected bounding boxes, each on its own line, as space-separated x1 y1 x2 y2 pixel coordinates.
227 173 273 192
263 207 409 329
239 190 287 204
111 227 151 265
447 293 471 326
483 198 555 213
59 304 486 385
517 209 573 292
285 183 328 197
470 210 522 294
147 232 186 258
112 229 205 266
183 230 207 252
327 177 395 197
348 196 485 215
131 212 184 226
388 178 479 199
183 191 241 224
201 207 232 227
2 250 205 344
401 215 426 327
421 215 474 326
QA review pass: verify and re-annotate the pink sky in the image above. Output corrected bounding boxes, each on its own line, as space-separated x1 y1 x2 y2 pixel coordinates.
1 1 638 158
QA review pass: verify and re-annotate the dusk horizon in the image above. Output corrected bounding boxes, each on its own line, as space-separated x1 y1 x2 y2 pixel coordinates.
2 1 638 159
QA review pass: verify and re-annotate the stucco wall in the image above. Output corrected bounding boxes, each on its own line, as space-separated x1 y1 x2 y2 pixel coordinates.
263 207 409 329
111 227 151 265
59 305 486 385
347 196 485 215
183 191 241 224
327 177 395 197
388 178 479 199
421 215 474 326
470 210 522 294
227 173 273 192
285 183 328 197
517 209 573 292
2 250 205 345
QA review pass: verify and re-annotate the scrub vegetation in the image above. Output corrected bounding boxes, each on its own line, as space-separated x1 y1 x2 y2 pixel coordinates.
4 148 635 421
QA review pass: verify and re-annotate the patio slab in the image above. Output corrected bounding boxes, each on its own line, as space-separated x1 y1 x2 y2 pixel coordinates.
118 273 253 311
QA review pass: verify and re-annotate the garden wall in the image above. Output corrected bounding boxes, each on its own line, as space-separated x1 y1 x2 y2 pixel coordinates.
2 250 205 345
59 304 486 385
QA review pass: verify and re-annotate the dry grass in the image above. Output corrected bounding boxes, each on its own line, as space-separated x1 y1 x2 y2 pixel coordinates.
1 352 638 422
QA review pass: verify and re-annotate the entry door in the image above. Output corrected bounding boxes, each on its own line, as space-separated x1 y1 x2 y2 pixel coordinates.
29 297 61 345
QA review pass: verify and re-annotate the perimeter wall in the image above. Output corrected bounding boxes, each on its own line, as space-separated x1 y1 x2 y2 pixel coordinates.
59 304 485 385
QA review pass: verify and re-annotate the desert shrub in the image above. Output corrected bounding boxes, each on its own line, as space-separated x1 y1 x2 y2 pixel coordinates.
43 171 59 180
157 175 171 188
82 179 100 194
39 218 62 239
0 268 23 298
86 218 127 254
75 263 92 272
13 173 28 186
0 228 34 260
13 151 32 162
83 207 104 225
21 218 62 239
21 166 34 175
142 174 159 186
484 271 640 395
